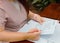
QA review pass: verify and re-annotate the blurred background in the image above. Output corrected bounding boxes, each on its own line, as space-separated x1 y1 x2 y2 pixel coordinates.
27 0 59 14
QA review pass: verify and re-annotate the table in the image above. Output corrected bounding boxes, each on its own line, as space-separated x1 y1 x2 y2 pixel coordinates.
11 3 60 43
40 21 60 43
40 3 60 20
40 3 60 43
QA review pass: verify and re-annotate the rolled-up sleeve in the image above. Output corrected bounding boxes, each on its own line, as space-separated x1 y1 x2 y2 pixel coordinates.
0 8 7 31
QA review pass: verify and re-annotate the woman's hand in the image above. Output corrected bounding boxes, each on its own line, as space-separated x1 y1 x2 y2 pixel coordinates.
29 11 44 24
27 28 41 41
33 14 44 24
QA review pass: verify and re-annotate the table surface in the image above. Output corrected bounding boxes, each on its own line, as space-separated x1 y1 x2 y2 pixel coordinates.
39 3 60 43
40 3 60 20
41 22 60 43
11 3 60 43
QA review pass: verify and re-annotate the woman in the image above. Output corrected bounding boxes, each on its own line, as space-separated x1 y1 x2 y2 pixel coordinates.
0 0 44 43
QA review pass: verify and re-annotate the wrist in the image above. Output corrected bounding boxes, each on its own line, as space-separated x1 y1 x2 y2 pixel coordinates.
23 33 30 40
33 14 42 21
33 14 37 19
26 33 34 40
19 32 30 40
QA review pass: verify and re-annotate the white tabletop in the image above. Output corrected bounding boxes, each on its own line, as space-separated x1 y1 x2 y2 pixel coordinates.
41 22 60 43
18 18 60 43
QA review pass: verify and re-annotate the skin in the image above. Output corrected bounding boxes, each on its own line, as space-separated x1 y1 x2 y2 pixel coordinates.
29 11 44 24
0 0 44 42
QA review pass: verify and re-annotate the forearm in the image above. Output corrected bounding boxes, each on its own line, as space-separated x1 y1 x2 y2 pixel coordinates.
0 31 29 42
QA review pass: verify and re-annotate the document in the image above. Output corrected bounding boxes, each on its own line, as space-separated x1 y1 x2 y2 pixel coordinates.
18 17 57 43
18 17 57 35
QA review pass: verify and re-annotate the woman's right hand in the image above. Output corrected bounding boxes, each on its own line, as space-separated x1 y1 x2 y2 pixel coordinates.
27 28 41 41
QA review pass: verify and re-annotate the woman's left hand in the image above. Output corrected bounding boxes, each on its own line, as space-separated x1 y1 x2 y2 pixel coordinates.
29 11 44 24
33 14 44 24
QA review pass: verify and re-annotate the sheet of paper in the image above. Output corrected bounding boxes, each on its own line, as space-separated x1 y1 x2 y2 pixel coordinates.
32 38 48 43
18 17 57 35
18 17 57 43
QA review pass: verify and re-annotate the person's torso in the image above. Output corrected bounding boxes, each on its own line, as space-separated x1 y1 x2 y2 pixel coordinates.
0 0 27 32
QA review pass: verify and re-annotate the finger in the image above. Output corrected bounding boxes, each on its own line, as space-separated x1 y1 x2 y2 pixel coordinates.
34 31 41 35
28 28 39 33
34 35 40 41
39 17 45 24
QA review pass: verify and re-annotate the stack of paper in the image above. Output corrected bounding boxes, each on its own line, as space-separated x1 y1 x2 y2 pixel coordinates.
18 17 57 35
18 17 58 43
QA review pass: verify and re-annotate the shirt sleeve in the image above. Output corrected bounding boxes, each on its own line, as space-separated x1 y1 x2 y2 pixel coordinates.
0 8 7 31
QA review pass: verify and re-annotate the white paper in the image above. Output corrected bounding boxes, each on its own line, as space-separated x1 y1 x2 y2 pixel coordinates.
18 17 58 43
33 38 48 43
18 17 57 35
